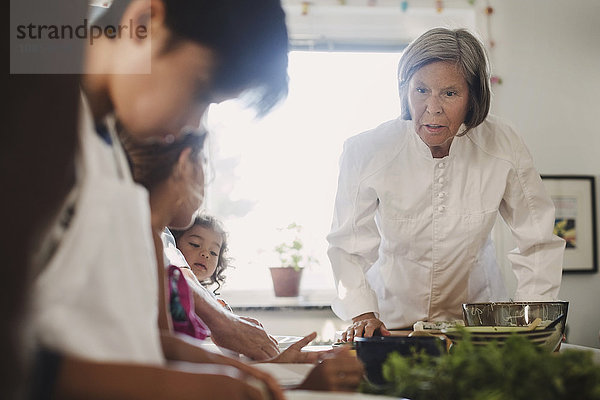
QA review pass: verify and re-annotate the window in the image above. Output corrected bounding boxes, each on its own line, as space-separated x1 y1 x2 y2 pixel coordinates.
204 50 402 294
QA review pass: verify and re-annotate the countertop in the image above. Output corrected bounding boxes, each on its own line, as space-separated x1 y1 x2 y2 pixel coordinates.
560 342 600 364
225 290 337 311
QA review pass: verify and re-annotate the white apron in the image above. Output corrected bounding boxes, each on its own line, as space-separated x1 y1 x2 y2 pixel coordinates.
32 97 164 365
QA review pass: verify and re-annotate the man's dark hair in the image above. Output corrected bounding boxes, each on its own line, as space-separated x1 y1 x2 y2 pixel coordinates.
96 0 289 116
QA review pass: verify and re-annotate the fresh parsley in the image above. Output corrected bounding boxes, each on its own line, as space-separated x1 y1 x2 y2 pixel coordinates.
360 333 600 400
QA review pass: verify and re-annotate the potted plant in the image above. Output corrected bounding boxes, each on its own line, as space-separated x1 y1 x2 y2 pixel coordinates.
269 223 315 297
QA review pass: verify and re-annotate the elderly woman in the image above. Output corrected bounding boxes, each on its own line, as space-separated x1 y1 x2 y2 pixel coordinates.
328 28 565 341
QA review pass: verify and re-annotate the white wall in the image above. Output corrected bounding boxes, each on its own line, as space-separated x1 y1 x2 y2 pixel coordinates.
486 0 600 348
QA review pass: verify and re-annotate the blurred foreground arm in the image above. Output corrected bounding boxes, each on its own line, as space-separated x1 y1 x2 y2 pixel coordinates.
160 332 285 400
54 356 275 400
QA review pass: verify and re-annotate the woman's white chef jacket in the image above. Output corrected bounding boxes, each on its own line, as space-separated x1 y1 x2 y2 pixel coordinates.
327 115 565 329
31 96 164 364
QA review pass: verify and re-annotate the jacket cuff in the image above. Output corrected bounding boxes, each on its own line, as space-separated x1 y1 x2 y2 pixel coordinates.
331 288 380 322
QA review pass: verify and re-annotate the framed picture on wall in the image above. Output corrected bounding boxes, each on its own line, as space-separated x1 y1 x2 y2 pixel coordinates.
541 175 597 273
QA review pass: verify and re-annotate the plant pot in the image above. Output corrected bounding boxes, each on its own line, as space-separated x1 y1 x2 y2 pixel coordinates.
269 267 303 297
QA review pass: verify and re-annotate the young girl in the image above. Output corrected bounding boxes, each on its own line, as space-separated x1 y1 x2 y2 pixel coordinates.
171 214 230 297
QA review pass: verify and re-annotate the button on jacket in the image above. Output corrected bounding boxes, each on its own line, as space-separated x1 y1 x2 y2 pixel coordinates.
327 115 565 329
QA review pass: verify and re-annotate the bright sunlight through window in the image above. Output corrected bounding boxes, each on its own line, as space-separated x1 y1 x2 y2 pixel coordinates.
204 51 402 294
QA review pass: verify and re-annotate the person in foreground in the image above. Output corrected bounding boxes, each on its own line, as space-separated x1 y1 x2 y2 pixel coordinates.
121 129 363 392
29 0 292 398
327 27 565 342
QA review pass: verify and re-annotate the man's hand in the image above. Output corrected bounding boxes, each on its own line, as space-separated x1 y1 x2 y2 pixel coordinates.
298 348 364 392
341 312 391 342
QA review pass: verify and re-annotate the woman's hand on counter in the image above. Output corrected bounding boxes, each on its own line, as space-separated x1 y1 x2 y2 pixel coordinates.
187 274 280 361
341 312 391 342
211 313 280 360
240 316 264 327
240 316 280 348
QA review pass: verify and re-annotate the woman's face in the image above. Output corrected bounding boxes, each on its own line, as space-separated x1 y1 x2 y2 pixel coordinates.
177 225 223 282
407 61 470 158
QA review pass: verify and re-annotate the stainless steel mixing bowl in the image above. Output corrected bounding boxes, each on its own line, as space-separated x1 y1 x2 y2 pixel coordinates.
462 301 569 352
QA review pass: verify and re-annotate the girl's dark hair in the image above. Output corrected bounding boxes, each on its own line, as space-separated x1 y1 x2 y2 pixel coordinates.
95 0 289 116
120 130 207 191
171 214 231 295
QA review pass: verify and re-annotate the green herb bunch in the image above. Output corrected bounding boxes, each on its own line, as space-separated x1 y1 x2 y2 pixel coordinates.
361 332 600 400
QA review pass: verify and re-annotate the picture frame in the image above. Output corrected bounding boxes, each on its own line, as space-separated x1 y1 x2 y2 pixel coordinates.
541 175 597 273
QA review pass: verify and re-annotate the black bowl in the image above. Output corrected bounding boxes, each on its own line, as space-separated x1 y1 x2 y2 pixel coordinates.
354 335 447 385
